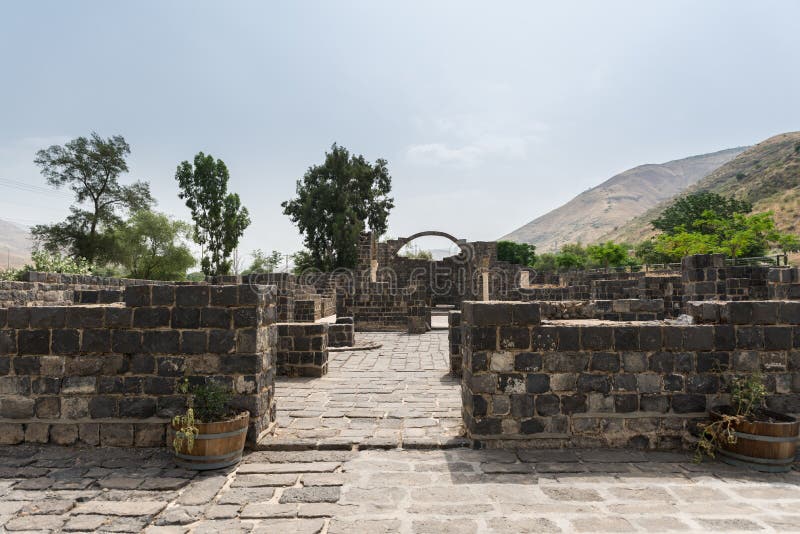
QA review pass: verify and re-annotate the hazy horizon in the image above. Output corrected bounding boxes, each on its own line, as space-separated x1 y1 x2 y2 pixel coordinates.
2 1 799 262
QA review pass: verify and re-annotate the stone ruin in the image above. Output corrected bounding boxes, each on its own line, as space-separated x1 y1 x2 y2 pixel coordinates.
1 237 799 450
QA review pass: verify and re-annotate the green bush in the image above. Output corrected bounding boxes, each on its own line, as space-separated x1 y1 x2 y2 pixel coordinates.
497 241 536 266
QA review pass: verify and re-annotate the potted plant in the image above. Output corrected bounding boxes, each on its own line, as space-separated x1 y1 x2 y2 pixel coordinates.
695 372 799 472
172 378 249 470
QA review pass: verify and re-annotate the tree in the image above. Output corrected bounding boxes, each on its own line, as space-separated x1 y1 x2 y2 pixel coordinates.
242 249 284 274
113 210 195 280
533 253 558 272
31 133 154 264
651 192 752 235
175 152 251 276
282 144 394 271
291 250 316 274
400 244 433 261
634 239 674 265
497 241 536 266
587 241 629 269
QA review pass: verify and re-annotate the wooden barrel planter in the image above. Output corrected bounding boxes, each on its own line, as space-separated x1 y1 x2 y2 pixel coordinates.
172 412 249 471
710 406 799 473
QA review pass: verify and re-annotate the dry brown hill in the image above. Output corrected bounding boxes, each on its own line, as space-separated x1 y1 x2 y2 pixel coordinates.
600 132 800 246
0 219 32 269
501 147 746 251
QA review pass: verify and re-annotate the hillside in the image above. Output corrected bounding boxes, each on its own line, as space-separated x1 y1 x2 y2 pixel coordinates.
501 147 746 251
600 132 800 245
0 219 32 269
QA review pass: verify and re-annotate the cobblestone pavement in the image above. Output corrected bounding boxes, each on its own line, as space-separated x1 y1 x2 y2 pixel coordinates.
266 332 465 450
1 445 799 533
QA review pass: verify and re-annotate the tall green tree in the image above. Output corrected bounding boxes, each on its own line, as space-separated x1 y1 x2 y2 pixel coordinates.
497 241 536 266
242 249 284 274
175 152 251 276
651 192 752 235
31 133 153 264
587 241 629 269
282 144 394 270
113 210 195 280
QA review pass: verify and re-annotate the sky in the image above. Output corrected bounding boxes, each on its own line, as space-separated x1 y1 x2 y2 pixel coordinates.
1 1 799 263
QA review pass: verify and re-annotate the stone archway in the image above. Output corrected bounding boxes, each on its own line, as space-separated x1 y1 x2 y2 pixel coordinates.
390 230 468 257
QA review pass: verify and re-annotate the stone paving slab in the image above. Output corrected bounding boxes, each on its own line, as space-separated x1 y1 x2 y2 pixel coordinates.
0 445 798 533
265 331 464 449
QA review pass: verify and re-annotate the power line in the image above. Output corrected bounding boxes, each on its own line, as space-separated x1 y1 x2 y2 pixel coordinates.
0 177 74 199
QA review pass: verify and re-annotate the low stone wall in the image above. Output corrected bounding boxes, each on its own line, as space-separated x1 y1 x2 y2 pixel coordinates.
0 283 277 446
293 299 321 322
0 281 74 308
73 289 124 304
328 318 354 348
682 254 770 302
449 311 462 375
337 282 429 332
460 300 800 449
276 323 328 377
769 267 800 299
537 300 664 321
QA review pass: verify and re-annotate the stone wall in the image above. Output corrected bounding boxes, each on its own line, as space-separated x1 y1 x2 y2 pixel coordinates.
276 323 328 377
328 318 354 348
449 311 462 375
769 267 800 300
459 300 800 449
337 281 430 332
682 254 770 302
0 281 74 308
0 283 277 446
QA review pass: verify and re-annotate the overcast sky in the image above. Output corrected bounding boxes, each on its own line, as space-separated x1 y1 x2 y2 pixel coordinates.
1 1 799 260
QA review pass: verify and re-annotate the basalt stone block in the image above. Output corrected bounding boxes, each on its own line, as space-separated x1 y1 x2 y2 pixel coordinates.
671 394 706 413
614 394 638 413
467 326 497 351
512 303 541 325
764 326 793 350
613 374 637 391
614 327 639 351
158 356 185 376
556 326 580 351
144 376 176 395
752 301 780 325
221 353 262 374
514 352 542 372
0 397 35 418
780 302 800 325
100 423 134 447
663 374 684 391
89 396 117 418
536 394 560 416
156 395 186 418
118 397 156 418
675 352 694 373
0 330 16 355
760 352 786 372
684 326 714 351
201 307 232 329
463 302 512 326
640 394 670 413
180 331 207 354
733 351 760 371
210 286 239 306
765 394 800 414
35 397 60 418
129 353 155 374
66 307 105 329
142 331 180 354
510 394 535 418
110 330 141 354
560 394 587 414
471 395 488 417
520 418 546 434
714 325 736 351
697 352 730 373
62 376 96 394
7 308 30 328
581 327 612 351
134 423 165 447
498 373 526 394
98 377 125 394
470 352 489 373
151 285 175 306
639 326 662 351
105 307 132 328
29 307 65 328
125 285 151 307
590 352 620 372
649 352 674 373
14 355 41 375
526 374 550 394
133 307 171 328
499 326 530 350
622 352 648 373
51 329 80 354
727 301 753 324
577 374 610 394
50 424 78 445
0 355 10 375
663 327 683 350
687 375 720 394
530 327 557 351
171 308 200 329
81 329 111 353
209 330 236 353
544 352 589 373
176 286 209 307
18 330 50 355
234 308 259 328
470 417 502 435
736 326 764 349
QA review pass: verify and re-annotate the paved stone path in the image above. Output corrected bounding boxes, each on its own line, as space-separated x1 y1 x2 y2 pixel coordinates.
267 332 464 450
1 445 798 533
